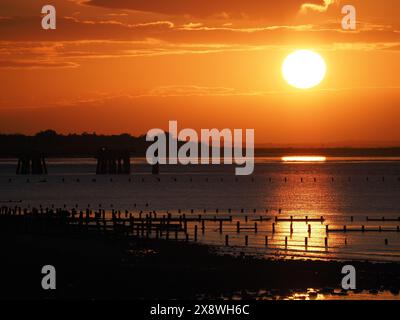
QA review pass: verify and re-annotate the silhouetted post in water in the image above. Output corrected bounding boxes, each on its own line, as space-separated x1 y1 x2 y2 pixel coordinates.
343 225 347 232
265 236 268 247
194 225 198 242
219 220 223 233
308 224 311 234
345 238 348 245
152 163 159 175
16 152 47 174
245 235 248 246
385 239 389 245
237 221 240 233
362 225 365 232
245 216 248 222
326 225 329 233
351 216 354 222
285 236 288 248
305 237 308 247
254 222 258 233
96 147 130 174
201 220 205 234
175 230 178 241
325 237 328 248
290 223 293 234
225 235 229 246
272 223 275 233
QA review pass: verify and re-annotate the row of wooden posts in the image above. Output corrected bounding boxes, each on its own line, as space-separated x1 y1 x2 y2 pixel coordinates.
0 206 396 248
7 176 400 182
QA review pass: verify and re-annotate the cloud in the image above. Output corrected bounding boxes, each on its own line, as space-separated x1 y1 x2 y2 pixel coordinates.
79 0 328 20
301 0 337 13
147 85 236 97
0 60 78 69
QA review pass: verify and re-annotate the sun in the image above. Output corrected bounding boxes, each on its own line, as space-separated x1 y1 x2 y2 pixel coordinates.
282 50 326 89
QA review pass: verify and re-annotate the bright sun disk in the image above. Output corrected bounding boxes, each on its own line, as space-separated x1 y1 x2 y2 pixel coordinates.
282 50 326 89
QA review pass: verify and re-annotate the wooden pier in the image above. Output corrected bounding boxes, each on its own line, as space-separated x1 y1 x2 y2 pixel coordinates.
16 153 47 175
96 148 130 174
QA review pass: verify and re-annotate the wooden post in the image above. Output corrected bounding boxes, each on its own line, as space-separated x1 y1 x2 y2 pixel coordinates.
225 235 229 246
194 225 198 242
272 222 275 233
219 220 223 233
201 220 205 234
308 224 311 234
254 222 258 233
305 237 308 247
265 236 268 247
325 237 328 248
236 221 240 233
362 225 365 232
245 235 248 246
285 236 288 248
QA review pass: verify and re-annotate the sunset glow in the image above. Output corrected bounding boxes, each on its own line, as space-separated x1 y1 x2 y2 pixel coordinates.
281 156 327 162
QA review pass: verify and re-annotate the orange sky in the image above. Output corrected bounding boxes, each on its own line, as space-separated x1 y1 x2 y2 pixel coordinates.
0 0 400 146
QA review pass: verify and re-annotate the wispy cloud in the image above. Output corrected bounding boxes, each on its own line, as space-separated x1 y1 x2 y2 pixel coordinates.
301 0 337 13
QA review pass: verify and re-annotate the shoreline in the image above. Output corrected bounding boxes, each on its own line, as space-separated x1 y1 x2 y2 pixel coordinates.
2 226 400 300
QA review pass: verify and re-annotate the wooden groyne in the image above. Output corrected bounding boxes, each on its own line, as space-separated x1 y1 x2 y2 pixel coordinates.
326 225 400 233
275 216 325 223
366 217 400 222
2 205 400 253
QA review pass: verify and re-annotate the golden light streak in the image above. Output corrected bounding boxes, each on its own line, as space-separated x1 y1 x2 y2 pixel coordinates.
281 156 327 162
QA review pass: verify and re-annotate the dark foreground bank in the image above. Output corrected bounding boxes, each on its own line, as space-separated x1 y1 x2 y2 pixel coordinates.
1 224 400 300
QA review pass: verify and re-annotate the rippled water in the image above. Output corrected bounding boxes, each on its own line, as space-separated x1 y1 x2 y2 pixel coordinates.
1 157 400 261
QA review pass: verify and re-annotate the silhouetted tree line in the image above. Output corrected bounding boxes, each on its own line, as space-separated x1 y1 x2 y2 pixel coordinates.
0 130 150 157
0 130 400 157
